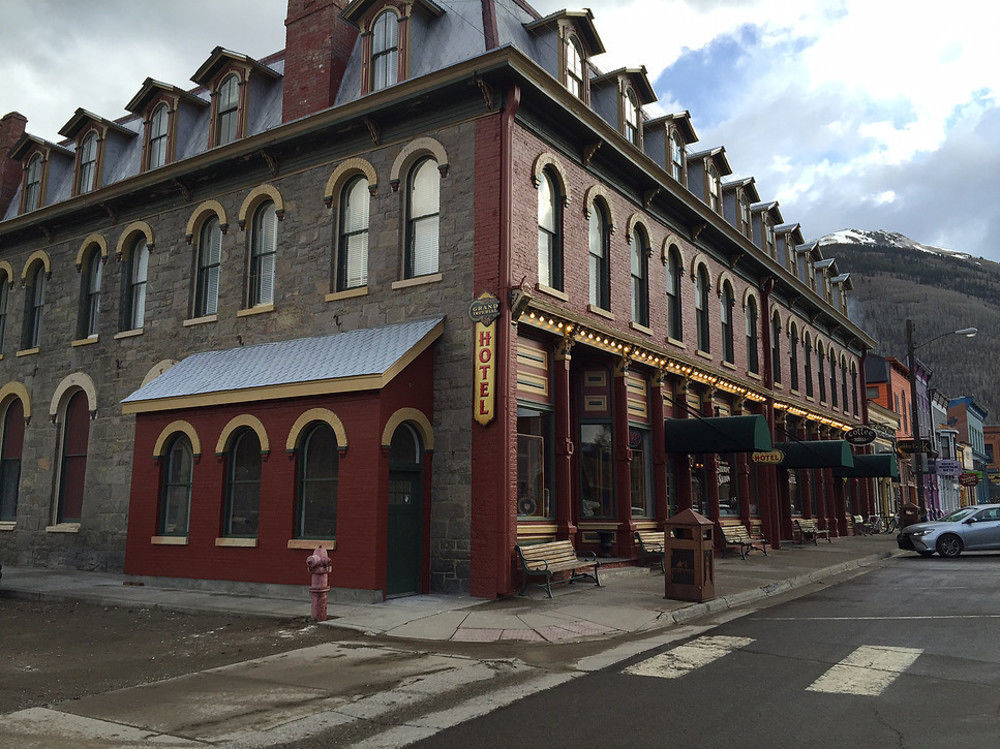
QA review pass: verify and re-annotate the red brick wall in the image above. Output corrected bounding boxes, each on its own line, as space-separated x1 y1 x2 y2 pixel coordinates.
282 0 357 123
0 112 27 217
124 348 434 593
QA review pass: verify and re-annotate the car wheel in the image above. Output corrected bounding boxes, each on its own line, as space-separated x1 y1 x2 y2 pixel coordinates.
936 534 963 558
917 550 935 557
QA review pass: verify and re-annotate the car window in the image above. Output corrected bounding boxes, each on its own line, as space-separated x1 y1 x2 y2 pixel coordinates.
941 508 977 523
975 508 1000 522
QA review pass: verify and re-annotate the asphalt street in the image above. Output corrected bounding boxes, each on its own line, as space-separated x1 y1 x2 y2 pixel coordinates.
416 553 1000 749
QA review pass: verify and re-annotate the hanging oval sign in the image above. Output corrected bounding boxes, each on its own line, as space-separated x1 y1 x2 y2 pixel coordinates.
844 426 877 446
469 292 501 324
959 472 981 487
752 450 785 464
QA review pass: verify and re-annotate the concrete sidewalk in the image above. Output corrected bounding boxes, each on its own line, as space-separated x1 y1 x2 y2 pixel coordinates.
0 535 902 644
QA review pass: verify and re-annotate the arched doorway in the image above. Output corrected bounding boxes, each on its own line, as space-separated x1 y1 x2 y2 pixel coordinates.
387 422 423 597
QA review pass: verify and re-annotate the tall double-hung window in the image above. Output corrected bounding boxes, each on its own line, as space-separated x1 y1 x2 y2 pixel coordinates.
537 169 562 290
78 132 98 194
23 154 42 212
194 217 222 317
216 75 240 146
565 36 585 99
623 89 640 146
695 266 710 352
121 237 149 330
78 249 102 338
746 296 759 374
771 313 782 384
588 202 610 310
665 246 682 340
371 11 399 92
248 200 277 307
630 227 649 326
338 176 370 290
804 334 814 398
669 129 685 182
159 436 193 537
21 264 45 349
405 157 440 278
789 323 799 391
147 104 169 170
721 282 735 364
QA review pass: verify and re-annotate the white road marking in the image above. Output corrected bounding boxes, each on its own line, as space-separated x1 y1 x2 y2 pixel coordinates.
624 635 755 679
807 645 922 697
755 614 1000 621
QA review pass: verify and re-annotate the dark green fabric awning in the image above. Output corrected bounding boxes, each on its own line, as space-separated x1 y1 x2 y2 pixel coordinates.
664 415 772 454
775 440 854 469
833 453 899 479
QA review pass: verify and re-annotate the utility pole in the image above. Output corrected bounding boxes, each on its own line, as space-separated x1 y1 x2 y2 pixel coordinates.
906 319 926 517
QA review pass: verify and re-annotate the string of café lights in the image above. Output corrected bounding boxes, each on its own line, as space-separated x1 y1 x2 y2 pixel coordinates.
522 308 855 433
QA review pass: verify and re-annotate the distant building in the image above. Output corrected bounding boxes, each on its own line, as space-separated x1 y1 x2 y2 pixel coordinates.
865 355 918 505
931 391 960 516
948 397 989 504
983 425 1000 501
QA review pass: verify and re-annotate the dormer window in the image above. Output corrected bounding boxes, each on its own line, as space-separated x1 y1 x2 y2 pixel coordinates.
23 154 42 212
707 163 721 213
738 192 750 237
78 132 98 194
623 88 640 146
566 36 585 99
147 104 169 170
763 217 775 256
216 74 240 146
371 11 399 92
669 128 685 182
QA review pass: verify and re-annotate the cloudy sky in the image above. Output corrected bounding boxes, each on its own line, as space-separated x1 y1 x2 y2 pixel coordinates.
2 0 998 259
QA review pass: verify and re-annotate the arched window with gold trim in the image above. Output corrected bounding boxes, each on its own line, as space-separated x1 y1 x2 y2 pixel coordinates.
21 263 45 349
78 132 98 194
721 281 735 364
695 265 710 352
248 199 277 307
159 435 193 536
371 10 399 92
216 74 240 146
818 346 827 402
194 216 222 317
337 175 370 290
565 35 585 99
24 154 42 212
771 312 782 384
537 168 562 290
77 247 103 339
745 295 759 374
666 245 682 340
589 199 611 310
0 397 24 522
295 423 339 540
405 157 440 278
804 333 814 398
148 104 169 170
121 236 149 331
789 322 799 391
223 428 261 538
57 390 90 524
630 225 649 326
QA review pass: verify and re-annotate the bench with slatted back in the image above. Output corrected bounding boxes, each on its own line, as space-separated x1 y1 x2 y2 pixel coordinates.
515 540 601 598
634 530 665 571
794 518 831 545
720 524 768 559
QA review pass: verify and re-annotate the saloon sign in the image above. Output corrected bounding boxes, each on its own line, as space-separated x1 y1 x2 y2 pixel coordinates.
844 426 876 446
472 293 499 426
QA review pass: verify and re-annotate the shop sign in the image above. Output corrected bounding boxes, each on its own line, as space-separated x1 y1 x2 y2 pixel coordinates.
935 459 963 477
468 292 501 325
897 438 933 454
870 423 896 442
959 472 981 487
752 450 785 464
990 472 1000 486
474 318 496 426
845 426 876 446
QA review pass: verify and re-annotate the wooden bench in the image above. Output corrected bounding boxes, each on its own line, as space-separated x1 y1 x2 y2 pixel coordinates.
634 530 665 571
721 524 768 559
852 515 871 535
794 518 831 545
515 540 601 598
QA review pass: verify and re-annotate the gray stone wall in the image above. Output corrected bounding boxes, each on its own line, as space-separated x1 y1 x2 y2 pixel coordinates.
0 120 477 592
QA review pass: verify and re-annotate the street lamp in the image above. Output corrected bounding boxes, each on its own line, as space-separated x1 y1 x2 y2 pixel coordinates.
906 321 978 516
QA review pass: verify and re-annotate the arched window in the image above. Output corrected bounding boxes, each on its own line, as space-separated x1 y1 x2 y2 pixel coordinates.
78 132 98 194
21 263 45 349
695 266 710 352
841 357 849 411
24 154 42 212
666 246 682 340
817 346 827 402
371 10 399 91
588 201 610 310
78 248 103 339
789 323 799 391
537 169 562 290
707 164 721 213
565 35 585 99
337 176 370 290
121 237 149 331
223 428 261 537
630 226 649 326
738 192 751 237
746 295 759 374
194 216 222 317
0 272 7 348
721 281 734 364
623 88 640 146
296 423 339 539
216 74 240 146
851 363 859 415
248 200 277 307
668 128 685 182
771 312 782 384
804 333 814 398
57 390 90 524
159 435 193 536
763 216 775 256
829 349 838 407
148 104 169 170
405 157 440 278
0 398 25 522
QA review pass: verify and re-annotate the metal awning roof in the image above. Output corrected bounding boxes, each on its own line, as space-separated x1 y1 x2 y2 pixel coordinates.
664 415 772 454
833 453 899 480
775 440 854 469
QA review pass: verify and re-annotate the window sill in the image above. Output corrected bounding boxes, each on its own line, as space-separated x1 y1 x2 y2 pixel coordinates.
183 314 218 327
45 523 80 533
114 328 144 340
71 336 99 347
287 539 337 551
392 273 442 290
16 347 39 358
151 535 188 546
237 303 275 318
695 349 712 361
630 321 653 336
587 304 614 320
721 361 737 370
806 395 815 402
215 537 257 548
0 521 15 531
746 370 761 380
666 336 685 349
790 388 800 396
536 283 569 302
325 286 368 302
773 382 784 390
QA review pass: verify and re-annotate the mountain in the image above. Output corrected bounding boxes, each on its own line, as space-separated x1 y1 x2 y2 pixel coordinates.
818 229 1000 418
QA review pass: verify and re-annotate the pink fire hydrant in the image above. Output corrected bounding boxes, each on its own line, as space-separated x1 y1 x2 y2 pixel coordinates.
306 546 332 622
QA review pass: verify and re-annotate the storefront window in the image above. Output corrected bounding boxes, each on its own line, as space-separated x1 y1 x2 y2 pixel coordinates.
718 453 739 517
629 428 653 517
749 461 760 517
789 469 801 515
517 407 554 519
691 455 708 516
580 423 614 518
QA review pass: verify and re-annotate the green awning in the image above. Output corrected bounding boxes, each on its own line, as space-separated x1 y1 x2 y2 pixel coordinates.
664 415 772 454
833 453 899 479
775 440 854 469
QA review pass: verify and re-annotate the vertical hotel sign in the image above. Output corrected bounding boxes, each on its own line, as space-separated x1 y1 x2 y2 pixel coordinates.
470 292 501 426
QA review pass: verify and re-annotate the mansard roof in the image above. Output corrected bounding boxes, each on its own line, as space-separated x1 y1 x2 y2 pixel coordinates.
775 221 800 234
58 108 136 140
342 0 445 25
191 47 282 87
524 8 605 55
721 176 759 202
687 145 731 175
125 78 210 114
644 111 697 143
590 67 656 104
9 133 73 161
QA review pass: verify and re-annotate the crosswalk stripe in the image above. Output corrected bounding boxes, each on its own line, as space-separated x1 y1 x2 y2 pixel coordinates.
806 645 922 696
624 635 755 679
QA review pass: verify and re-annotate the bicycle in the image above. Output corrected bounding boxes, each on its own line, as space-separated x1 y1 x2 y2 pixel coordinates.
882 516 899 534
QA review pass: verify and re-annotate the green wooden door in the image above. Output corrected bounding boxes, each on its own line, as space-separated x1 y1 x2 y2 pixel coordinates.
386 468 422 596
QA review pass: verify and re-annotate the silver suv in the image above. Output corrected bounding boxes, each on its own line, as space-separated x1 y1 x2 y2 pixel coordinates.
898 504 1000 558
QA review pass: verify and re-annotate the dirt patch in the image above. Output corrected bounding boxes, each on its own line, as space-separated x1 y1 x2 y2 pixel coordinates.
0 598 344 713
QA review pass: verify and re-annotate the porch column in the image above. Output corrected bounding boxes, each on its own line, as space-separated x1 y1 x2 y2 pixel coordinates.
651 369 669 526
777 414 794 541
800 424 813 518
824 468 839 537
703 389 722 551
554 336 576 544
735 399 752 525
814 465 828 530
674 378 693 512
834 477 848 536
761 400 781 549
614 357 637 557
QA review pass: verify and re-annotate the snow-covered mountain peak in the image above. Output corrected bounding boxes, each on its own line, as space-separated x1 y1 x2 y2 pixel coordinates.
819 229 976 263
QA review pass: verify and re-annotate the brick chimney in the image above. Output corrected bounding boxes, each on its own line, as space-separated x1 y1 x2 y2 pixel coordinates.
283 0 358 123
0 112 27 217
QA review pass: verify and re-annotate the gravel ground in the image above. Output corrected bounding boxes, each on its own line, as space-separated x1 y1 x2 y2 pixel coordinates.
0 598 338 713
